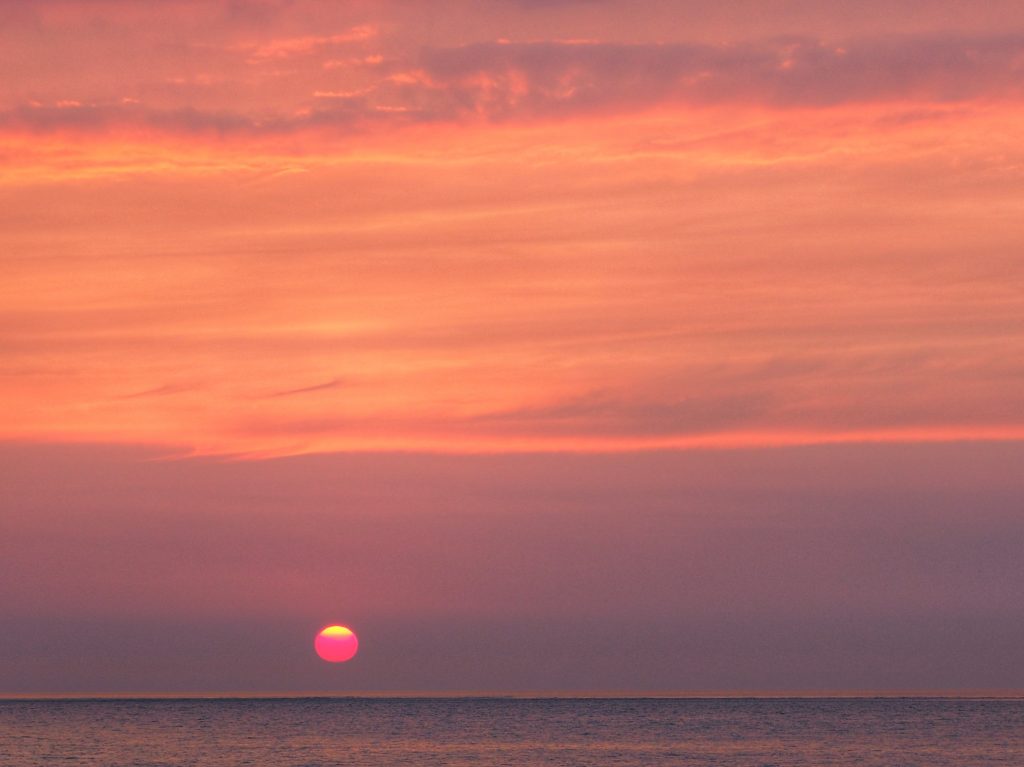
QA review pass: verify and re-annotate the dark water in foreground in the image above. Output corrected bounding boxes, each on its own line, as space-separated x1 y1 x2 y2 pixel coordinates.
1 697 1022 766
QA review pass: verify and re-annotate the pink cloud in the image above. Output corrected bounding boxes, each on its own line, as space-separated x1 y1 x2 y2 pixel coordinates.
243 25 378 61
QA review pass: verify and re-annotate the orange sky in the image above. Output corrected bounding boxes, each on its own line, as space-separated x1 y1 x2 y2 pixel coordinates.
4 0 1024 697
3 1 1024 456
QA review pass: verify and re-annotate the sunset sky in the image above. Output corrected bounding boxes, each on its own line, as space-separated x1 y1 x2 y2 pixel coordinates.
2 0 1024 694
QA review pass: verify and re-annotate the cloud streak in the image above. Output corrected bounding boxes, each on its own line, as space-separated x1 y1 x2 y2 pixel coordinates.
242 25 377 61
4 35 1024 138
267 379 345 398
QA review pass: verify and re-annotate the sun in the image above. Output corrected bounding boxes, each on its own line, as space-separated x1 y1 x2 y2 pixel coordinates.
315 624 359 663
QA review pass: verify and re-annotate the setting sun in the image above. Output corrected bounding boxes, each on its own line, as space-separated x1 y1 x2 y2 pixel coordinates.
3 1 1024 763
314 625 359 663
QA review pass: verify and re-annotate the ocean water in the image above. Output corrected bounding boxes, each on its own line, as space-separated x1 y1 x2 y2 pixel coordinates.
1 697 1022 766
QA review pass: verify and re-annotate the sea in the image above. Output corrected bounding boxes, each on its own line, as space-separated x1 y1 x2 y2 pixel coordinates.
1 697 1022 766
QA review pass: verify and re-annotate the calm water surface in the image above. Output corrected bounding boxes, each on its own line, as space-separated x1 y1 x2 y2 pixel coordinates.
1 697 1022 766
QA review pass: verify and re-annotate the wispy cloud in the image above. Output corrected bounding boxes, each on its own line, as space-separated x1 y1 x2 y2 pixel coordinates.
242 25 378 61
267 379 344 398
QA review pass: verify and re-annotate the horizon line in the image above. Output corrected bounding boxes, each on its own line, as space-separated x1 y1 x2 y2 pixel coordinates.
5 690 1024 702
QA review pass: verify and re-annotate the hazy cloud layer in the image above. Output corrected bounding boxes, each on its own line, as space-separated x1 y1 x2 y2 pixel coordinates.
2 442 1023 693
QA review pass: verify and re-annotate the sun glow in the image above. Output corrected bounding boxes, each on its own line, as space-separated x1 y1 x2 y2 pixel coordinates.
315 625 359 663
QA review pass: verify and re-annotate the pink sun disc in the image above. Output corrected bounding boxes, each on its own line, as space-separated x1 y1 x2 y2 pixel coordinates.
315 625 359 662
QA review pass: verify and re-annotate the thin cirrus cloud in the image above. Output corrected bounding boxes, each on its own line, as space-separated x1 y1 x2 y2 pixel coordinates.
2 2 1024 457
4 100 1024 455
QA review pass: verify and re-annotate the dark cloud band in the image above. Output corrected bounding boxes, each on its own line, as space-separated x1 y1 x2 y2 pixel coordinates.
4 34 1024 136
